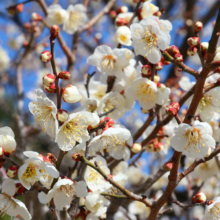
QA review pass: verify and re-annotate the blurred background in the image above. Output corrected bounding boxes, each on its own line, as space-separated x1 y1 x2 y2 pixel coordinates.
0 0 219 219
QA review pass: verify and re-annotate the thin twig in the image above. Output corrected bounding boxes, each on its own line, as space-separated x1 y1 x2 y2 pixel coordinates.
84 71 96 98
99 106 117 118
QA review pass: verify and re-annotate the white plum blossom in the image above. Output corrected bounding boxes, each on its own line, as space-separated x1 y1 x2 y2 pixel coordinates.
114 210 137 220
140 1 159 19
18 151 59 190
0 46 10 72
126 78 163 110
29 89 58 138
87 45 134 78
85 191 110 220
98 91 127 120
45 4 67 26
89 127 132 161
84 156 112 192
115 26 132 46
56 111 99 151
62 85 82 103
63 4 87 34
130 16 172 64
128 201 150 219
170 121 216 158
39 178 88 210
0 179 31 220
0 126 16 155
204 197 220 220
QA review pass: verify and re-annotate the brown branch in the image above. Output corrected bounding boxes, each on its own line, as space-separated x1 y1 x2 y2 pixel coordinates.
3 155 21 168
157 207 172 217
127 0 142 27
84 71 96 98
106 76 116 93
98 106 117 118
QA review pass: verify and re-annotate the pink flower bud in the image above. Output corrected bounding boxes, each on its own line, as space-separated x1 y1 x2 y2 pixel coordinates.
192 192 206 203
110 10 117 18
40 51 52 63
154 142 164 152
72 153 80 161
167 45 180 57
44 84 56 93
7 165 18 178
174 54 183 63
153 11 162 19
201 42 208 54
146 143 155 152
16 4 24 13
187 37 200 47
194 21 203 33
131 143 142 154
0 147 4 158
56 109 69 124
16 183 25 194
50 25 60 39
154 75 160 83
42 74 56 86
163 162 173 171
157 83 166 92
156 62 163 71
166 105 178 116
104 117 115 127
117 6 128 14
115 17 127 26
62 85 82 103
24 22 31 31
31 12 42 21
141 64 152 77
170 102 180 111
187 46 197 56
58 71 71 80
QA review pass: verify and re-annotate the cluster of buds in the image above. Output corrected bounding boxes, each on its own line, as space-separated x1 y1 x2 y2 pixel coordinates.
166 102 180 116
31 12 42 21
50 25 60 39
131 143 142 154
163 162 173 171
56 109 69 124
161 56 171 65
192 192 207 203
72 153 81 162
58 71 71 80
6 165 18 178
7 4 24 16
194 21 203 33
165 45 183 64
40 51 52 63
115 17 128 27
187 37 200 56
146 139 164 153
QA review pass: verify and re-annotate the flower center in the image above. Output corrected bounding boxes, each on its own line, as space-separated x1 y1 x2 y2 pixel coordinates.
66 11 83 29
60 184 76 201
32 102 54 133
120 35 127 42
22 163 37 180
137 82 157 102
199 95 213 110
88 169 100 182
87 104 97 113
54 12 63 24
101 55 115 70
62 115 87 144
183 127 204 152
94 87 106 100
0 196 17 218
210 204 220 218
143 28 158 49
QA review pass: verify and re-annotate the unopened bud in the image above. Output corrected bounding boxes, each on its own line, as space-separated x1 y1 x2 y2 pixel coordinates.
0 147 4 158
187 46 197 56
163 162 173 171
44 84 56 93
141 64 151 77
174 54 183 63
187 37 200 47
115 17 127 26
16 183 25 194
16 4 24 13
161 56 171 65
31 12 42 21
192 192 206 203
201 42 208 54
58 71 71 80
56 109 68 123
117 6 128 14
166 105 178 116
7 165 18 178
62 85 82 103
24 22 31 31
40 51 52 63
156 62 163 71
157 83 166 92
42 74 56 87
154 75 160 83
104 117 114 127
131 143 142 154
50 25 60 39
170 102 180 111
23 40 29 47
72 153 80 161
110 10 117 18
153 11 162 19
194 21 203 33
167 45 180 57
154 142 164 152
146 143 155 152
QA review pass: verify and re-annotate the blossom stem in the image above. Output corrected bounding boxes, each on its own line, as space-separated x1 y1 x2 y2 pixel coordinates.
174 114 182 124
127 0 142 27
84 71 96 98
151 64 156 81
79 155 153 207
101 193 128 199
3 155 20 168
